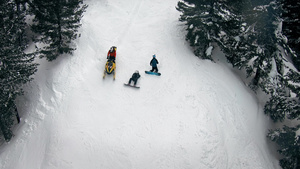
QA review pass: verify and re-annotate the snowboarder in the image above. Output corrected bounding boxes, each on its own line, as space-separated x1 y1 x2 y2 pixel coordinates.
128 70 140 86
107 46 117 62
150 54 159 72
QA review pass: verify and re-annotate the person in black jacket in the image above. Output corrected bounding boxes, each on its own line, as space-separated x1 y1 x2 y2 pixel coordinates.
150 54 159 72
128 70 140 86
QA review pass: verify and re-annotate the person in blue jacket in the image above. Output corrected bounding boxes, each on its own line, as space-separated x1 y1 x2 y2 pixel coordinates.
150 54 159 72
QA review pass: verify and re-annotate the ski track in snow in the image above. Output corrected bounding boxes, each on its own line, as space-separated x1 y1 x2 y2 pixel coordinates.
0 0 279 169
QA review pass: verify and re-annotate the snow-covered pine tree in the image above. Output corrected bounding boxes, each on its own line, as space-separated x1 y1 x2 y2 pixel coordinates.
0 0 38 141
176 0 252 61
240 2 300 167
243 0 300 124
285 69 300 120
177 1 300 167
281 0 300 71
176 0 287 93
267 125 300 169
212 0 254 69
29 0 87 61
243 1 284 92
264 79 291 122
176 0 217 60
264 68 300 122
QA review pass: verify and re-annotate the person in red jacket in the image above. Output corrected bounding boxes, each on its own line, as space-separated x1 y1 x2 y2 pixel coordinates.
107 46 117 62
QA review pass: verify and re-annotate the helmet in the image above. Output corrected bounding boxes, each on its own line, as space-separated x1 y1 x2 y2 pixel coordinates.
135 70 139 74
110 47 114 52
153 54 156 58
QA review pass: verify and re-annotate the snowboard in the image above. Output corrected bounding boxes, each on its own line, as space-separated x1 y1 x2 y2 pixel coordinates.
124 83 140 88
145 71 161 76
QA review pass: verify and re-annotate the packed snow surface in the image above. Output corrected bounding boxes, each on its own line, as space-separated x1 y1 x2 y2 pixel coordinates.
0 0 279 168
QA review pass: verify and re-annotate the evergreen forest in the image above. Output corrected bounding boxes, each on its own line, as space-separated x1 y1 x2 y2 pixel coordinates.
177 0 299 168
0 0 87 142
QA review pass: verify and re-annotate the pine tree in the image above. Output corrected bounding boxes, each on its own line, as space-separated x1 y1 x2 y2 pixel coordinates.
263 68 299 122
177 0 300 167
285 69 300 120
0 0 38 141
176 0 252 61
176 0 217 60
29 0 87 61
246 1 300 168
281 0 300 71
213 0 254 68
243 1 283 92
176 0 286 93
268 125 300 169
245 1 300 124
264 79 291 122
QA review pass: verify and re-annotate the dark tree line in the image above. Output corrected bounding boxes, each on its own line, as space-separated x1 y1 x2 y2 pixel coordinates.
28 0 87 61
281 0 300 71
176 0 299 168
0 0 87 142
0 0 37 142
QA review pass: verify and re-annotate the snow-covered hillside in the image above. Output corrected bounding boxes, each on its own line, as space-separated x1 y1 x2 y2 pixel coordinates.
0 0 280 168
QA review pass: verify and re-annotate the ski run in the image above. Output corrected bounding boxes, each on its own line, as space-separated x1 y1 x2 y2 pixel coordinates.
0 0 280 169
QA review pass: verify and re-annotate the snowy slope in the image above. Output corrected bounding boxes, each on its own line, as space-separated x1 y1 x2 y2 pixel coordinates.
0 0 280 169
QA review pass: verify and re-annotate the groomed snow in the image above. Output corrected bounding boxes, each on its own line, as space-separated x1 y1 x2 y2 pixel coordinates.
0 0 280 168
